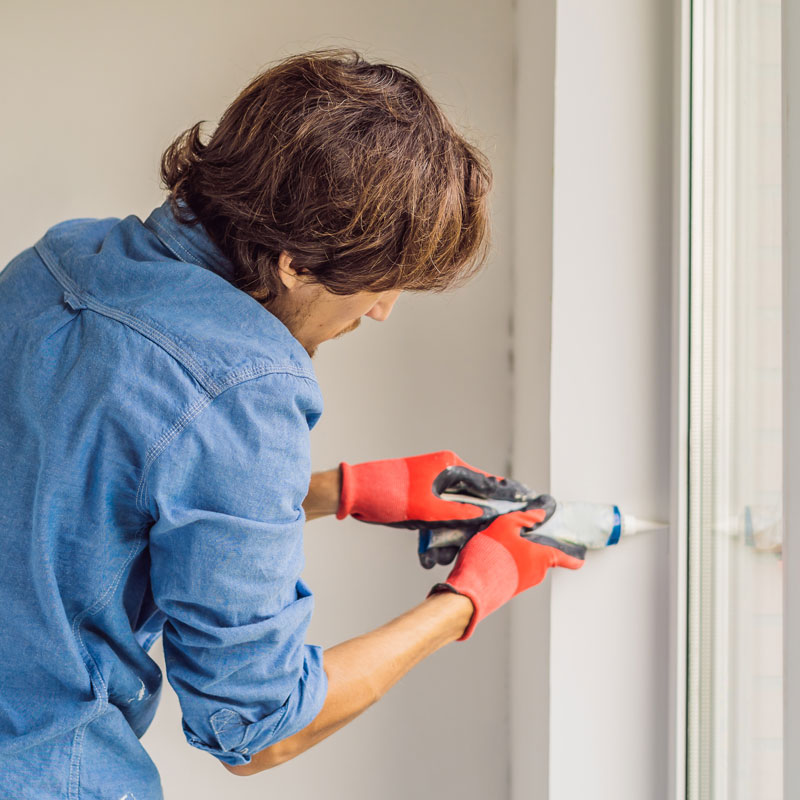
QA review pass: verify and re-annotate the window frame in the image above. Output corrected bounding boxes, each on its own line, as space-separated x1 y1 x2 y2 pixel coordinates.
669 2 691 799
681 1 790 797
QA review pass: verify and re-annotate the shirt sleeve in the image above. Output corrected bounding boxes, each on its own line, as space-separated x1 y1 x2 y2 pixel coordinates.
143 372 327 766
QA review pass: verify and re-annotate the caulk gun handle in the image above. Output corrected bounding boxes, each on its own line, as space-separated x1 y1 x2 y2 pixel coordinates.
418 528 474 569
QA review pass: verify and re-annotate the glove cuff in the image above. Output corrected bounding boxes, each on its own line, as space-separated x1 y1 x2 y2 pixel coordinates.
426 583 477 641
431 533 519 641
335 458 410 523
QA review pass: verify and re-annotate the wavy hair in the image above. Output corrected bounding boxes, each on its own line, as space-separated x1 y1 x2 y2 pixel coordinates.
161 49 493 301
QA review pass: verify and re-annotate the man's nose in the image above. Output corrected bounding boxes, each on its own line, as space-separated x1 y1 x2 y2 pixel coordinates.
365 291 401 322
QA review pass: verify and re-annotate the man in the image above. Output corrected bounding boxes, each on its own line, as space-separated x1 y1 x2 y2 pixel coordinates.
0 50 584 798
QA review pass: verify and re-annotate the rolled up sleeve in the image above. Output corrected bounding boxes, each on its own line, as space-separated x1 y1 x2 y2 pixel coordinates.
143 372 327 766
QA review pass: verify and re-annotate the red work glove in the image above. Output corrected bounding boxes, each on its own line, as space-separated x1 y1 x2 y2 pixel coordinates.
337 450 554 534
430 510 586 640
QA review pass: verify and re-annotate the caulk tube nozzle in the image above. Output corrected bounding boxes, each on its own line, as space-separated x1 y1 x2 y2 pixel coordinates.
621 515 668 536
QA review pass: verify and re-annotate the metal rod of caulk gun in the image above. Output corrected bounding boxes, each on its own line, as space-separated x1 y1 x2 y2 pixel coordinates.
426 528 471 549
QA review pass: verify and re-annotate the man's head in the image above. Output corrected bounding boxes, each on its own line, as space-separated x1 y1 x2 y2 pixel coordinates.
267 252 402 356
161 48 492 355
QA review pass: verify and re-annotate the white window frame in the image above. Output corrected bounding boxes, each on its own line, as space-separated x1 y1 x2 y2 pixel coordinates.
681 1 791 797
668 0 691 798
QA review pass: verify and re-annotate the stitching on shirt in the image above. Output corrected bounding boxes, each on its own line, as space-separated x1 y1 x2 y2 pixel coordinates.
34 237 321 518
70 525 150 705
0 700 107 757
147 214 236 286
67 720 87 800
260 699 289 744
34 237 319 390
214 364 319 392
137 368 319 515
147 215 199 264
34 240 221 396
210 708 246 751
136 395 213 515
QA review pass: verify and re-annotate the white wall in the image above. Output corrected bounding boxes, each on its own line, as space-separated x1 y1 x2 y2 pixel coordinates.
512 0 674 798
548 1 673 797
0 2 518 798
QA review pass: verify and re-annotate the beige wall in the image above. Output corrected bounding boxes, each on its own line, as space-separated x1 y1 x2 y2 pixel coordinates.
1 1 518 798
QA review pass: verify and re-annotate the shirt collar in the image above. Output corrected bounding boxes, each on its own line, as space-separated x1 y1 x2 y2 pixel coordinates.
144 199 236 282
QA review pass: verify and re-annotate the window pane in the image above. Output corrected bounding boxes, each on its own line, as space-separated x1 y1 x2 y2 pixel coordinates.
688 1 783 799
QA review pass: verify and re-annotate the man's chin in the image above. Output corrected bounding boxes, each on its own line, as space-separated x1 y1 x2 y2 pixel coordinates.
303 318 360 358
335 319 361 339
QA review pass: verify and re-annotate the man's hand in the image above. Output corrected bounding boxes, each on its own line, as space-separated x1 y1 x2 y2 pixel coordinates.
336 450 554 534
430 509 586 640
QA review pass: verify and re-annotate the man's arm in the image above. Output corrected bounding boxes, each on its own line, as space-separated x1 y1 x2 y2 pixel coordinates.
303 468 341 521
224 590 473 776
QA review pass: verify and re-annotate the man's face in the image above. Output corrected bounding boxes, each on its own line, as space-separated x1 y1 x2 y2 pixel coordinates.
266 261 401 357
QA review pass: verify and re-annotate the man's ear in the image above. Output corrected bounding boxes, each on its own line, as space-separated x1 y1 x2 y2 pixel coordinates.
277 251 299 291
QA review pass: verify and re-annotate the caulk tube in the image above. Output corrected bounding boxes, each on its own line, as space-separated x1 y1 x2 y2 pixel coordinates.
421 504 622 551
528 501 621 548
522 501 664 549
423 495 665 552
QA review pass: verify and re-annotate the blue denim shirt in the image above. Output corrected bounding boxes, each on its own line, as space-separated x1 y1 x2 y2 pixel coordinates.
0 201 327 799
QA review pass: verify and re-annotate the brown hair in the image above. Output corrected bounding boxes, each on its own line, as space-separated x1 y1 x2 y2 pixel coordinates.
160 49 492 301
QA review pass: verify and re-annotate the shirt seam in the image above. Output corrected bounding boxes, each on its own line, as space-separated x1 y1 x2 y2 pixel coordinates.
145 202 235 283
33 238 318 397
146 214 200 265
35 238 221 395
70 526 150 703
136 370 317 517
67 721 87 800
